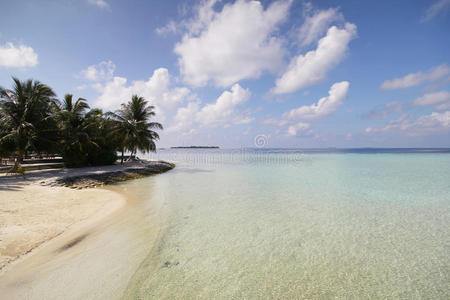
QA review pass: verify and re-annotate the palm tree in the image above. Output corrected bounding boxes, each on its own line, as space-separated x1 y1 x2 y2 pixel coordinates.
56 94 90 123
54 94 90 135
107 95 162 164
83 108 118 166
54 94 95 167
0 77 56 171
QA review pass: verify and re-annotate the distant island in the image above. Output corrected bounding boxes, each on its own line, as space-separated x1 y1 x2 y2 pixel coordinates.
171 146 220 149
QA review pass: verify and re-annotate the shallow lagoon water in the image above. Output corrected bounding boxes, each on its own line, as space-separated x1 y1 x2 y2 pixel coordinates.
124 150 450 299
2 150 449 299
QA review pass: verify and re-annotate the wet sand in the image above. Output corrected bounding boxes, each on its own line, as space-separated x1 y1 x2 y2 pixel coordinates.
0 161 173 275
0 163 131 271
0 175 169 299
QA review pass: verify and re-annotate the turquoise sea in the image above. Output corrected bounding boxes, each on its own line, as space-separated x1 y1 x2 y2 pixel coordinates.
3 149 449 299
126 148 450 299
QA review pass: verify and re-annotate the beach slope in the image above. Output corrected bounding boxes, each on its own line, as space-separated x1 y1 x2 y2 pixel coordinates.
0 160 174 272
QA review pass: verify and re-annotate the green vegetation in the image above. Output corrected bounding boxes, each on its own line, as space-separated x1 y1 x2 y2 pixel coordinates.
0 77 162 169
107 95 162 164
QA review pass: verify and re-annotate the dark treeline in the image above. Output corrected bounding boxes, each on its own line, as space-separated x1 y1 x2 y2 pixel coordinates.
0 77 162 170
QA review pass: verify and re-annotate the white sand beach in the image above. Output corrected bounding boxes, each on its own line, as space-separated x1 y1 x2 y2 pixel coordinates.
0 162 156 272
0 163 169 300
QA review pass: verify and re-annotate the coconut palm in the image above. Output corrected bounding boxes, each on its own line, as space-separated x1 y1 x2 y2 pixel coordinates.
107 95 162 164
83 108 118 166
0 77 56 170
56 94 90 123
54 94 97 167
54 96 118 167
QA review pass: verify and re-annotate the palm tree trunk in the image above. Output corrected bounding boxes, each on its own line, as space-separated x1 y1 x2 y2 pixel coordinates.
120 147 124 165
11 150 23 173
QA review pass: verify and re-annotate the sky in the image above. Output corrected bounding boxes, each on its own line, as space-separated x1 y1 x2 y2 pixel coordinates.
0 0 449 148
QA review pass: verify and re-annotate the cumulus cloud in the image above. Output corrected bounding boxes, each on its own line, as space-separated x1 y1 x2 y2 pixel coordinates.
365 111 450 136
298 4 344 47
286 122 310 136
380 64 450 90
94 68 191 119
196 84 252 126
283 81 350 120
168 84 253 132
88 0 110 10
167 101 200 133
81 60 115 81
272 23 356 94
261 82 349 138
413 91 450 110
0 42 38 68
415 111 450 130
174 0 291 87
421 0 450 22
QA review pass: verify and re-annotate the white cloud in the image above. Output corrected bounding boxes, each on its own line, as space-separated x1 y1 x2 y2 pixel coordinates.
261 82 349 137
168 84 253 132
0 42 38 68
283 81 350 120
421 0 450 22
81 60 115 81
167 101 200 132
298 5 344 47
174 0 291 87
273 23 356 94
413 90 450 110
365 111 450 136
155 20 178 36
416 111 450 129
185 0 220 35
76 84 89 91
94 68 191 119
381 64 450 90
156 0 219 36
196 83 252 126
286 122 310 136
88 0 110 10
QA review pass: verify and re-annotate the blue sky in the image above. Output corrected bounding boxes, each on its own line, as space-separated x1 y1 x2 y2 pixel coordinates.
1 0 449 148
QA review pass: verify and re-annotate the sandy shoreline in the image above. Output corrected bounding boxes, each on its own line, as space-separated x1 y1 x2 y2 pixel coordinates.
0 161 173 273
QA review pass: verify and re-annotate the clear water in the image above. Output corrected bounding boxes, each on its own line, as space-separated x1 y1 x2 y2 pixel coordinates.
3 149 448 299
121 149 450 299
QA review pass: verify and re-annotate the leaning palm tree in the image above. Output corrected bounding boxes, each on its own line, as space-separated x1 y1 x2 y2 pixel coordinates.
0 77 56 171
107 95 162 164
